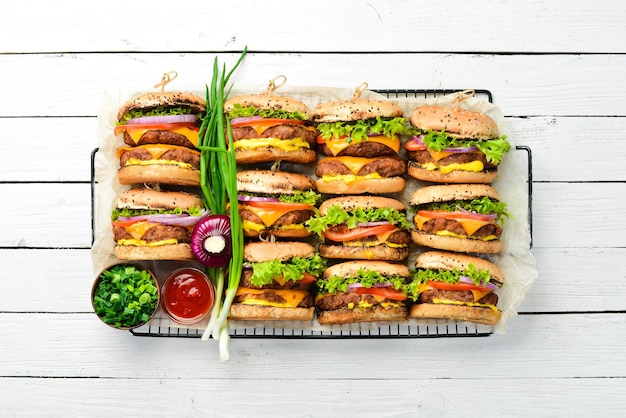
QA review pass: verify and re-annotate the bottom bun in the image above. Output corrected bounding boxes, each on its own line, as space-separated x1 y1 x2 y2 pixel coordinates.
407 162 497 184
318 243 408 261
114 243 194 261
118 164 200 186
244 226 314 239
229 304 315 321
315 176 405 195
317 306 407 325
409 303 501 325
411 230 501 254
234 147 317 165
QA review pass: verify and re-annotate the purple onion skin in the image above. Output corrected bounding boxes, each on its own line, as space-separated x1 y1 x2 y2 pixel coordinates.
191 215 232 267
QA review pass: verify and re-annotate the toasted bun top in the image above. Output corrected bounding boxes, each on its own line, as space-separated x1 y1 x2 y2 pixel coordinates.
116 188 203 211
117 91 206 121
223 93 311 117
237 170 315 195
319 195 406 214
244 241 316 263
409 184 500 206
410 105 499 139
312 98 404 123
324 260 410 280
415 251 504 284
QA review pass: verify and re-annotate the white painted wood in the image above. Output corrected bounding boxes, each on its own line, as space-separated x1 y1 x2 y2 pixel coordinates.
1 54 625 117
2 313 625 379
2 116 624 183
1 377 624 417
1 1 623 53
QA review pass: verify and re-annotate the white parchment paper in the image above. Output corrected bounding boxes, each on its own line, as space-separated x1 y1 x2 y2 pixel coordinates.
92 85 537 335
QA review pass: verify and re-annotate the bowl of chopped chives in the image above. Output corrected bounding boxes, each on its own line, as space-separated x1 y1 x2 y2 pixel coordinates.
91 263 160 330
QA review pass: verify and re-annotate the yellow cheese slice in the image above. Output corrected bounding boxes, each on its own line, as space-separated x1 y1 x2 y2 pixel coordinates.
415 213 492 237
419 161 484 174
235 287 308 308
233 137 310 152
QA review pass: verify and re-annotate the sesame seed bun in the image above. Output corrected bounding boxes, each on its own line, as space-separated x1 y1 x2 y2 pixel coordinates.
224 93 312 117
319 195 406 215
408 184 500 206
323 260 410 280
243 241 316 264
117 164 200 187
415 251 504 285
117 91 206 121
116 188 203 211
312 98 404 123
409 105 499 139
406 162 498 184
237 170 315 195
315 176 406 195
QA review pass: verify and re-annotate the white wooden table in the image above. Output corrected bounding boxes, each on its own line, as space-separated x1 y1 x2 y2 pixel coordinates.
1 1 624 416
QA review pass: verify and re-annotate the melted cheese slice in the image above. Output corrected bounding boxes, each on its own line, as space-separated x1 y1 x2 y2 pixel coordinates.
235 287 308 308
320 173 382 184
125 221 158 240
322 156 386 175
233 137 310 152
240 204 312 227
325 135 400 156
117 238 178 247
123 126 199 148
341 228 407 248
419 161 484 174
415 213 494 238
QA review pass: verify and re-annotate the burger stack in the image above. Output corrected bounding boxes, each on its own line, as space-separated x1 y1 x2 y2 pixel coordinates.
306 87 415 325
402 101 513 325
111 90 211 261
221 84 326 322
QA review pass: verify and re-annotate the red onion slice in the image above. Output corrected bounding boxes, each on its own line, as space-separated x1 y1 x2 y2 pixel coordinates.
127 115 196 125
237 195 279 203
191 214 232 267
346 282 392 291
230 116 263 125
459 275 498 290
118 210 209 227
355 221 392 227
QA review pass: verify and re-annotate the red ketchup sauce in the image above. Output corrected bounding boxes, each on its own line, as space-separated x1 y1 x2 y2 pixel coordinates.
161 268 214 325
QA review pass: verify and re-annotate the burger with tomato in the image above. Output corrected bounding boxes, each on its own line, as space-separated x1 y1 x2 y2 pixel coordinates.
405 251 504 325
229 241 327 321
223 93 318 165
311 94 408 194
315 260 410 325
404 105 510 183
306 195 411 261
111 187 209 260
114 91 206 186
409 184 511 254
236 169 321 238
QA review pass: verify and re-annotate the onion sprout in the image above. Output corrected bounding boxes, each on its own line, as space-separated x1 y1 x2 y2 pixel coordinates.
197 48 247 361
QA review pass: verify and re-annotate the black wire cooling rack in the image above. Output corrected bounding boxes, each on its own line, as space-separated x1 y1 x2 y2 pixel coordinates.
91 89 533 339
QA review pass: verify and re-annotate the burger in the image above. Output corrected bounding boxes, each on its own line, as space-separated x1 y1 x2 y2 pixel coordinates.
306 195 411 261
229 241 326 321
315 260 410 325
404 105 510 183
409 184 511 254
311 95 408 194
223 93 318 165
236 169 321 238
111 187 208 260
405 251 504 325
114 91 206 186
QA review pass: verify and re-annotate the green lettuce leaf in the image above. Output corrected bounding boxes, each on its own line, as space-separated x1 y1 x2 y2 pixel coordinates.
227 104 309 121
278 190 322 206
418 196 511 225
117 106 201 125
419 129 511 164
248 254 327 287
306 205 411 236
403 264 494 301
317 116 409 143
111 206 204 221
316 268 408 295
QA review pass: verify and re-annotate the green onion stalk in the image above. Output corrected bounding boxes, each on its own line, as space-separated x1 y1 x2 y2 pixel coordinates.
197 48 247 361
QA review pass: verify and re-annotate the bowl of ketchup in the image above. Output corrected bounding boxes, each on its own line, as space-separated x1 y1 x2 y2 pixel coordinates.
161 267 215 325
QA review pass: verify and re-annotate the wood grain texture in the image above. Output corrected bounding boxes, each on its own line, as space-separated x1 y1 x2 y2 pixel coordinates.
1 1 623 53
1 54 624 117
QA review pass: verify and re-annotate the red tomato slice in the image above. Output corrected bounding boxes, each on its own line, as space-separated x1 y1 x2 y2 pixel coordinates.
114 122 197 136
316 134 348 144
323 224 395 242
404 139 427 151
298 272 317 284
426 281 493 293
230 118 305 129
243 200 315 212
354 286 408 301
111 219 146 227
417 209 495 223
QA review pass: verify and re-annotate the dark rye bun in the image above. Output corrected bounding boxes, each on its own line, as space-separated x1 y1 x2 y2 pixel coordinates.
312 97 403 123
315 176 405 195
114 243 194 261
407 162 498 184
117 164 200 187
243 241 316 264
323 260 411 280
223 93 312 117
237 170 315 195
409 105 499 139
415 251 504 285
229 304 315 321
116 188 203 211
317 305 407 325
117 91 206 121
319 195 406 214
408 183 500 206
235 146 318 165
